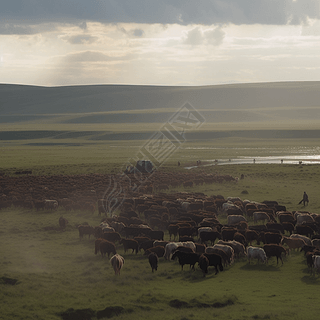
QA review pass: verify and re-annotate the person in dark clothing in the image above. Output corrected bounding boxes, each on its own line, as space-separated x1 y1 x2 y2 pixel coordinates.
299 192 309 206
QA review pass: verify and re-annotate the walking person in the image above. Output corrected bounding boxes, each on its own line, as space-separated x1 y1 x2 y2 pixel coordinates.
298 191 309 206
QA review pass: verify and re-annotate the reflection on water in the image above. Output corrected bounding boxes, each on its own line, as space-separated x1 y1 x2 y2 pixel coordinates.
217 155 320 165
184 154 320 169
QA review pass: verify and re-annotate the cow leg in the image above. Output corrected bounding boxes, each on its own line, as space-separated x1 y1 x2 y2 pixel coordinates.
214 265 219 275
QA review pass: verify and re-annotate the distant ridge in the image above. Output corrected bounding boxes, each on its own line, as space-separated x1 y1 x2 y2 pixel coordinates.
1 81 320 115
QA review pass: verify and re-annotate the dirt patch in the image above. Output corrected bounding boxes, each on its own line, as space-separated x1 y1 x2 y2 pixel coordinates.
59 306 127 320
96 306 125 319
0 276 19 285
212 299 235 308
169 299 190 309
59 308 95 320
169 297 236 309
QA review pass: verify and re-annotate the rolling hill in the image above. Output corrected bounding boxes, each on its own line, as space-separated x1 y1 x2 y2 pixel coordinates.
1 82 320 141
0 81 320 115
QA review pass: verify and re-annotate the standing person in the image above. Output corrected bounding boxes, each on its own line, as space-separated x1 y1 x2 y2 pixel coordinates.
298 191 309 206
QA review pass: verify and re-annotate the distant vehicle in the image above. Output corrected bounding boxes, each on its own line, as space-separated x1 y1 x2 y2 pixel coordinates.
124 160 154 174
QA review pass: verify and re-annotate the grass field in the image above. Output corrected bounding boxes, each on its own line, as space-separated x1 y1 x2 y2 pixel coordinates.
1 140 320 320
1 205 319 320
1 108 320 320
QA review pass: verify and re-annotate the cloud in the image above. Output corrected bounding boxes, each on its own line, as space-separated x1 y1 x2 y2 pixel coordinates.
62 51 117 63
62 34 98 44
301 19 320 35
204 27 226 46
79 21 87 30
1 0 319 27
0 23 58 35
117 26 145 37
184 26 225 46
132 28 144 37
0 24 35 35
184 27 204 45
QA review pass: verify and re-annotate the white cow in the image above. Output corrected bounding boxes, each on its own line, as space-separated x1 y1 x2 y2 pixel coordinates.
212 244 235 264
218 240 246 258
44 199 59 211
164 242 184 260
247 246 267 264
312 255 320 275
110 254 125 275
99 222 115 233
164 241 196 260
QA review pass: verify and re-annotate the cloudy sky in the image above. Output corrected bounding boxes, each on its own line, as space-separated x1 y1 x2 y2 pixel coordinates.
1 0 320 86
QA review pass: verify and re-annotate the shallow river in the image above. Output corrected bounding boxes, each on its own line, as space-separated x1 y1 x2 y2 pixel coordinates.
185 155 320 169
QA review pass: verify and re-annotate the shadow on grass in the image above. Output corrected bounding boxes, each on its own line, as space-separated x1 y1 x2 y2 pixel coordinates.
240 263 281 271
168 266 223 283
301 274 320 285
300 267 320 284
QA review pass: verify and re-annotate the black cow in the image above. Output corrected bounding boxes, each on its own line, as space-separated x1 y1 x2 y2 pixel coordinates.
167 224 179 240
98 240 117 258
295 225 314 238
171 251 200 270
200 231 221 245
198 254 209 276
59 216 68 230
245 229 260 245
300 245 317 255
203 253 224 275
148 230 164 241
102 232 121 243
144 246 165 258
221 227 237 241
266 222 285 234
148 252 159 272
233 232 247 247
120 239 139 254
139 240 154 253
281 222 295 235
178 226 196 238
259 232 282 245
263 244 287 265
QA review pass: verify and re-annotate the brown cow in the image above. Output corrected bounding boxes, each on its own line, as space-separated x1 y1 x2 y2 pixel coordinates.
59 216 68 230
78 225 95 239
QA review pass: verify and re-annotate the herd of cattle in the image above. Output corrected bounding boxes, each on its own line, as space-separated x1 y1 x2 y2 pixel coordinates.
0 171 237 214
76 191 320 277
2 171 320 276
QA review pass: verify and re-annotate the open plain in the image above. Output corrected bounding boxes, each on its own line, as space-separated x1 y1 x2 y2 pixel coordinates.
1 83 320 320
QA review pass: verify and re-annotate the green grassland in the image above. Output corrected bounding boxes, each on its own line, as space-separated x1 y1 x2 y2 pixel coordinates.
1 82 320 319
1 204 319 320
2 133 320 319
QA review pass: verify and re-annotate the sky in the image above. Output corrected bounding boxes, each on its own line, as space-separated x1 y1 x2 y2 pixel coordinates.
1 0 320 86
